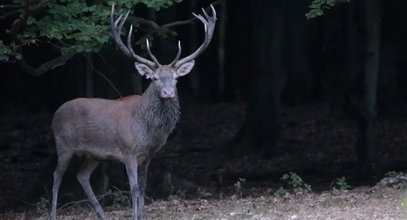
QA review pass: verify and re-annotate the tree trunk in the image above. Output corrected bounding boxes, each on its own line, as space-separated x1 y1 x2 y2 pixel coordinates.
186 0 200 97
216 1 227 98
223 0 253 100
343 1 362 116
357 0 382 178
196 7 220 101
230 0 286 157
284 0 311 104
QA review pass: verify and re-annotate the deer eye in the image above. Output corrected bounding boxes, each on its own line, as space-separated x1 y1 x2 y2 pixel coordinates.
150 74 159 80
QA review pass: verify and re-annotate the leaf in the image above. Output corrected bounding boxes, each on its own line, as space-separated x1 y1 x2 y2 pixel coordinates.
2 0 183 68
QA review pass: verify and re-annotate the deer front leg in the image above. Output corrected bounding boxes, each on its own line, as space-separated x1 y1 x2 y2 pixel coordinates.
137 159 151 220
125 161 139 220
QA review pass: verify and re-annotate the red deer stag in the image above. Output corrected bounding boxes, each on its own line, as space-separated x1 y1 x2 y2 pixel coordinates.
48 3 216 220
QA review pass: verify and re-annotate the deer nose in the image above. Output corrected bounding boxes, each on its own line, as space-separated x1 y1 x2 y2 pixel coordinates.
161 88 175 98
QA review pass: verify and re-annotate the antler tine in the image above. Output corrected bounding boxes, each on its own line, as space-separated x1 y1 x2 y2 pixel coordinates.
201 7 209 19
111 4 130 57
170 41 182 66
146 39 161 66
210 4 217 19
126 26 157 68
192 13 208 32
111 4 156 68
174 5 217 68
118 11 130 33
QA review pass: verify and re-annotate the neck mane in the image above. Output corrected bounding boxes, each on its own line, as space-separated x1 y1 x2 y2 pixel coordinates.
138 83 180 135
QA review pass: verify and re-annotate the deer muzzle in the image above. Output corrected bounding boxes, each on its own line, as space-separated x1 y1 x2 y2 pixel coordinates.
161 88 175 98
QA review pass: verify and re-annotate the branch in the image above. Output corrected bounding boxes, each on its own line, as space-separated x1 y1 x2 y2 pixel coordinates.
58 188 131 211
135 17 160 29
7 0 69 76
133 16 195 30
84 53 123 98
18 54 74 77
162 0 224 28
93 69 123 98
0 4 23 9
7 0 51 46
0 9 21 20
162 18 195 28
135 0 224 30
29 0 52 11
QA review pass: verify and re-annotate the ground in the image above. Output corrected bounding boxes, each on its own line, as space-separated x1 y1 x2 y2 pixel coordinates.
1 101 407 219
0 187 406 219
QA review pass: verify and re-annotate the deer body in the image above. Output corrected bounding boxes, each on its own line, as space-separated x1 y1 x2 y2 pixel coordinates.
49 3 216 220
52 83 179 163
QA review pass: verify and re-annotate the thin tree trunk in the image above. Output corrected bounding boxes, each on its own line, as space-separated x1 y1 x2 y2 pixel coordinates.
231 0 286 156
269 7 286 128
217 0 227 97
84 53 94 98
187 0 200 97
223 0 253 100
285 0 311 104
357 0 382 178
344 0 361 110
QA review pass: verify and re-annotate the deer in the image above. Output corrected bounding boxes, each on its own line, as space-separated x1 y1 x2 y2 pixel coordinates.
48 3 216 220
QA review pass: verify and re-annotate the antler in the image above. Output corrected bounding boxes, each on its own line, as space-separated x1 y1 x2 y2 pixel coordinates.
110 3 160 68
172 5 217 68
111 3 216 68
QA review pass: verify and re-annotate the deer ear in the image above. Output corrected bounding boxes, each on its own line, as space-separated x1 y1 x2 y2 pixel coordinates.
176 60 195 77
135 62 154 78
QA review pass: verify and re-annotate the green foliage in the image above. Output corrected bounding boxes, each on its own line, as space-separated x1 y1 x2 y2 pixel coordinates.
273 187 289 196
234 178 246 197
0 40 19 62
141 0 182 10
1 0 183 63
197 187 212 198
274 172 311 196
109 186 129 208
333 176 351 191
306 0 351 19
36 197 49 210
168 190 186 200
385 171 405 177
25 1 110 56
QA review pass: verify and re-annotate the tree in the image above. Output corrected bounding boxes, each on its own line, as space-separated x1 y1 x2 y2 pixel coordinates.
307 0 383 178
0 0 182 76
225 0 287 156
357 0 382 178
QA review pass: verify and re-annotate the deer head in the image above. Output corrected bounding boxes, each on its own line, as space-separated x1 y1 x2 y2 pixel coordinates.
111 3 217 98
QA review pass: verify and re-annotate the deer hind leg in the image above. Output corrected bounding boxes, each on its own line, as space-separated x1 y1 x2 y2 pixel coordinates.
49 152 73 220
125 161 140 220
76 157 106 219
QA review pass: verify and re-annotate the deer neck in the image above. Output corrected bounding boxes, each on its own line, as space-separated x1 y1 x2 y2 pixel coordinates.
137 82 180 135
